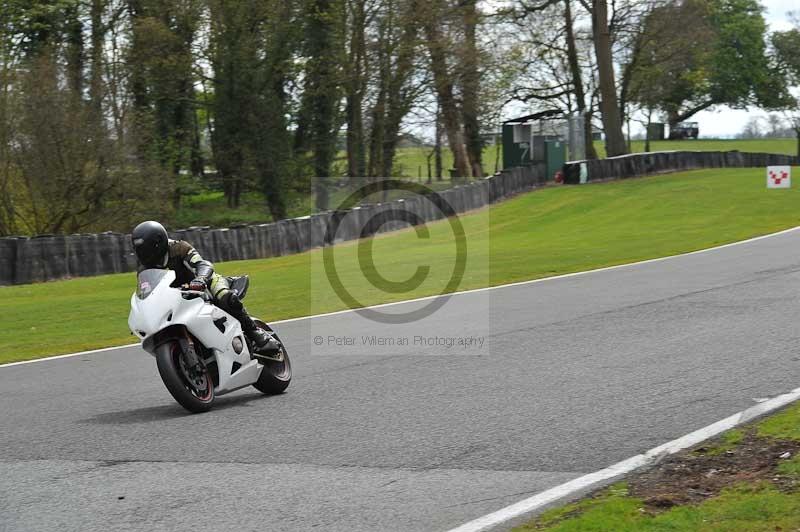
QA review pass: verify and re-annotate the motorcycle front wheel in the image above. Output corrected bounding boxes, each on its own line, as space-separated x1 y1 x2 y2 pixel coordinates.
156 342 215 413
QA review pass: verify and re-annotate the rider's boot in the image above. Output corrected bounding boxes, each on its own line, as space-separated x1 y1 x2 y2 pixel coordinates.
239 312 281 359
221 291 281 359
245 323 281 357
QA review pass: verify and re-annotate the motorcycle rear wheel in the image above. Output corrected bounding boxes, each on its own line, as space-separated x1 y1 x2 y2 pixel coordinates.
156 342 215 413
252 321 292 395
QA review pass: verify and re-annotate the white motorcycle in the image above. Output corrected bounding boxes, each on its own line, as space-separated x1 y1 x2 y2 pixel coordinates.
128 269 291 413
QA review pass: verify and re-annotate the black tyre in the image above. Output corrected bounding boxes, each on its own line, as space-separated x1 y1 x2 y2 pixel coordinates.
252 320 292 395
156 342 215 413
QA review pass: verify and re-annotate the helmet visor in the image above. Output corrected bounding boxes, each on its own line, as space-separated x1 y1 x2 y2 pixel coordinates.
133 237 166 267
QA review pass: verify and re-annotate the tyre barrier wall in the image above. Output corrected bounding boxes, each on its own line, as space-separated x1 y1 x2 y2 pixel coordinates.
563 150 800 184
4 151 793 286
0 163 549 286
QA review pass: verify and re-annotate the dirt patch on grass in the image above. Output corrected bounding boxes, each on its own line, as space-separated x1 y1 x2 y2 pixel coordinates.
629 428 800 512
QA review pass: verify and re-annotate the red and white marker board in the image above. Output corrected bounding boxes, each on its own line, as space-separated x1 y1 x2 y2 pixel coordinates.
767 166 791 189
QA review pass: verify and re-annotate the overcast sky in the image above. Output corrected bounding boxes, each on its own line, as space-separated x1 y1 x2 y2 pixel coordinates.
692 0 797 137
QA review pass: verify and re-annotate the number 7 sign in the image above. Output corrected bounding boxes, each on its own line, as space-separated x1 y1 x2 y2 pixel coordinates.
767 166 791 189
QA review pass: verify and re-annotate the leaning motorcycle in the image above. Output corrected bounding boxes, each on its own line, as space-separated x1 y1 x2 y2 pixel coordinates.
128 269 291 413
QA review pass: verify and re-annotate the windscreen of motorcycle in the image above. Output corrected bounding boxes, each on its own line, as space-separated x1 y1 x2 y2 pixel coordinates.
137 269 169 300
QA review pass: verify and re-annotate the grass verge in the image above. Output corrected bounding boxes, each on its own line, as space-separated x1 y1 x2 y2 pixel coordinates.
594 138 798 158
174 176 461 228
174 140 797 229
396 138 799 170
515 400 800 531
2 166 800 364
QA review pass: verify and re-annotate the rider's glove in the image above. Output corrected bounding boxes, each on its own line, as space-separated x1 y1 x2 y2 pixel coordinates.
187 278 207 292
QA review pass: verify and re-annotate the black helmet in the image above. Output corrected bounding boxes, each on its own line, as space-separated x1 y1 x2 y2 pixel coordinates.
131 221 169 268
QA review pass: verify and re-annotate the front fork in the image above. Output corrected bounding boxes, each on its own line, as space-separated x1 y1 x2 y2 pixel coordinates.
177 328 203 374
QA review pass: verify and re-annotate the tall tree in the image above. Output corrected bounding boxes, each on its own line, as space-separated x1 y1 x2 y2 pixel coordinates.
460 0 484 177
773 24 800 157
367 0 420 179
89 0 107 117
629 0 789 130
0 0 171 237
344 0 368 184
208 0 296 217
64 1 84 95
419 0 470 179
623 0 712 146
253 0 297 220
127 0 202 206
564 0 598 159
591 0 628 156
296 0 343 211
209 0 250 209
208 0 255 209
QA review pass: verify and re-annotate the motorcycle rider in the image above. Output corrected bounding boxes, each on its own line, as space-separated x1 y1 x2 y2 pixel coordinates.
131 220 278 356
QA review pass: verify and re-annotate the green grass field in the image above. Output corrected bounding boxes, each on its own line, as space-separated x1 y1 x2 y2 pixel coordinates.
174 173 463 229
395 138 799 172
173 139 796 228
393 143 505 177
595 137 798 158
515 401 800 531
174 180 460 228
3 166 800 363
517 482 800 531
386 138 798 179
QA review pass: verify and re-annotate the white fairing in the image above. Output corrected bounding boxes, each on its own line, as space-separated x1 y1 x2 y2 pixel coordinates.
128 269 264 395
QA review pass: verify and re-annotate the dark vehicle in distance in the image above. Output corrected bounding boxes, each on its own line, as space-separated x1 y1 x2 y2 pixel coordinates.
668 122 700 140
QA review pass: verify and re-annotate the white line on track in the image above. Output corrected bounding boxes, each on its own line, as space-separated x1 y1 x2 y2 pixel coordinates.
3 224 799 370
446 385 800 532
0 344 138 368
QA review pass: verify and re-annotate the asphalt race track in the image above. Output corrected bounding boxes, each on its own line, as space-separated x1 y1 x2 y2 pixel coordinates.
3 229 800 531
